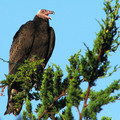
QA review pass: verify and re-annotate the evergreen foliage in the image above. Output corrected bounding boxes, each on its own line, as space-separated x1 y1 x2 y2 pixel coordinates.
0 0 120 119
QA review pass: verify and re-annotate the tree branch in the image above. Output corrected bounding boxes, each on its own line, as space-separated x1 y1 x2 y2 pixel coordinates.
38 90 67 120
77 106 81 120
80 45 103 120
80 84 91 120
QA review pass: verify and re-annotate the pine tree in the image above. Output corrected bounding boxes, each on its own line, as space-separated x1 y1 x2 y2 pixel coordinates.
0 0 120 119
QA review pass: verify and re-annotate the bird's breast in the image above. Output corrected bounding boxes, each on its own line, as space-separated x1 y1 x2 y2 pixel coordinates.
29 28 50 60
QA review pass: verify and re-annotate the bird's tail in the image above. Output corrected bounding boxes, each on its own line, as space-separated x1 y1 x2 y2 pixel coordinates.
4 88 23 116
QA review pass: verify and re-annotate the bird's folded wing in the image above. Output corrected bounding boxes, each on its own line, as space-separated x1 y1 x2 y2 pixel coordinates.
46 27 55 62
9 21 35 74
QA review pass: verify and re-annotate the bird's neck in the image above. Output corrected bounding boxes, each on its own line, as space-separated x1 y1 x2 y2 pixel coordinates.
33 15 49 23
33 15 49 31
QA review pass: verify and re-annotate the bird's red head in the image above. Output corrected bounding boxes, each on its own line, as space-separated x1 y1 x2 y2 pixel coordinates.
37 9 55 20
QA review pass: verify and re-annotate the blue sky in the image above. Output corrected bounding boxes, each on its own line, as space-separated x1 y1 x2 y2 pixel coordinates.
0 0 120 120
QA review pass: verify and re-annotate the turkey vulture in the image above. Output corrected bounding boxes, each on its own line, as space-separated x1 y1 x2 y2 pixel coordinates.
4 9 55 115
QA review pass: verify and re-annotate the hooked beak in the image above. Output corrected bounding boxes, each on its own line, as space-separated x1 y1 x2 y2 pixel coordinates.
47 10 55 15
50 11 55 14
46 10 55 20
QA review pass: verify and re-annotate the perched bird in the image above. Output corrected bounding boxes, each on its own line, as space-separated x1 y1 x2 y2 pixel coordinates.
4 9 55 115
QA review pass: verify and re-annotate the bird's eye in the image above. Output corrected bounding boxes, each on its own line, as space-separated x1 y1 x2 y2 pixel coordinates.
41 9 45 13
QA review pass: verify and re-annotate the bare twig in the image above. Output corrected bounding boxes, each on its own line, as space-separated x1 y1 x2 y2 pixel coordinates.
0 85 7 96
